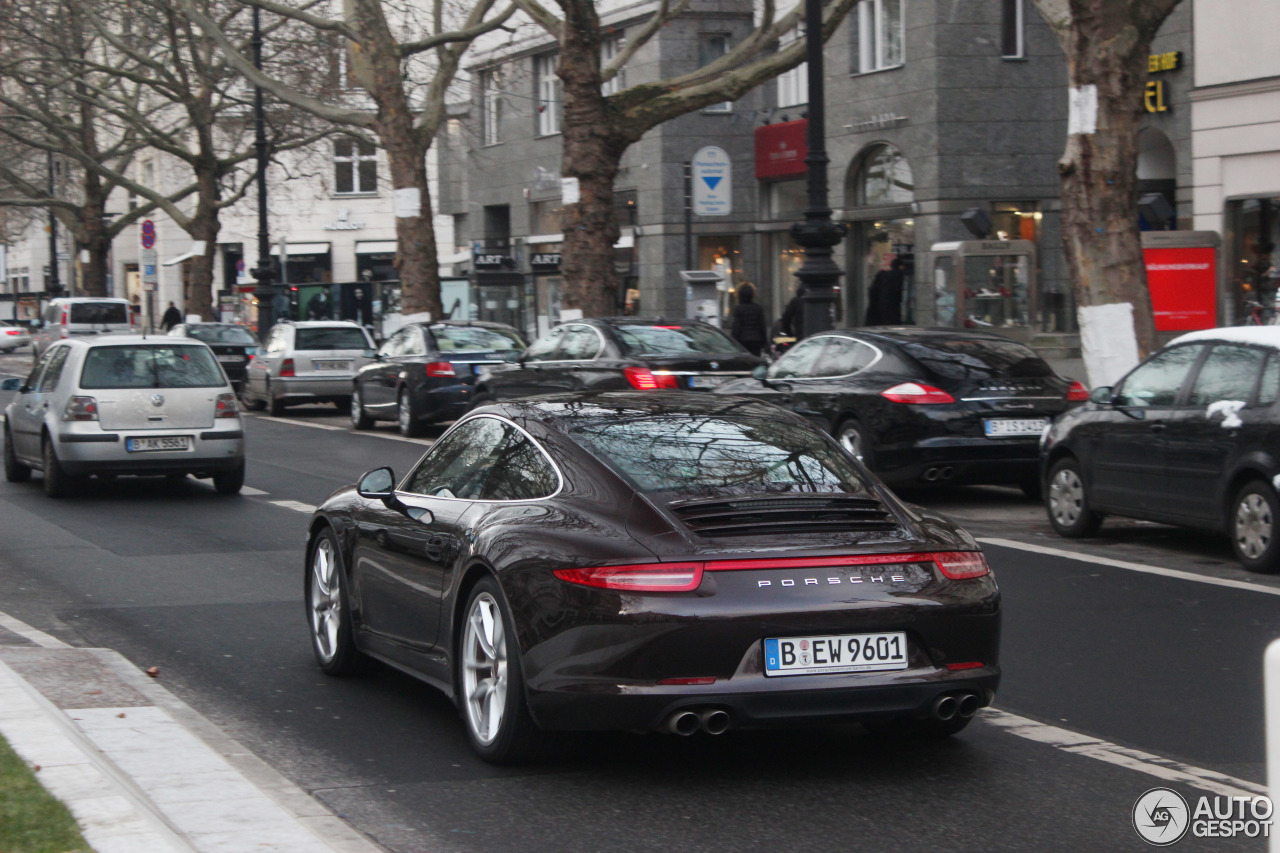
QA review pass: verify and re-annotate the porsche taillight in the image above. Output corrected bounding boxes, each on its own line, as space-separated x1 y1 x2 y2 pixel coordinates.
880 382 955 404
930 552 991 580
624 366 679 390
553 562 703 592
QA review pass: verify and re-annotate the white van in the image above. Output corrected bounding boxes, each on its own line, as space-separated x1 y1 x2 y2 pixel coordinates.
32 298 136 356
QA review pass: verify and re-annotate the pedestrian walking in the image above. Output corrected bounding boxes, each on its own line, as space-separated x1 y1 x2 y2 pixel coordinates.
865 257 905 325
780 284 806 341
729 282 768 356
160 301 182 331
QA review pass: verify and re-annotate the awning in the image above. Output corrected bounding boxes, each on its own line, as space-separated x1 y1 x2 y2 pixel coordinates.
356 241 397 254
162 250 195 267
272 242 331 256
524 230 634 249
443 250 471 264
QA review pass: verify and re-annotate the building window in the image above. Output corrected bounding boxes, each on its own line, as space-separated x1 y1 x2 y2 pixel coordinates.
601 34 626 96
1002 0 1024 58
535 53 561 136
334 138 377 194
852 143 913 206
529 199 564 235
699 34 732 112
777 27 808 108
482 69 502 145
614 189 638 227
857 0 904 73
767 179 808 220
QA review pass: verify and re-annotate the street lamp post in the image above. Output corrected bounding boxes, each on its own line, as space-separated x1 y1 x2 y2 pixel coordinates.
790 0 846 338
249 6 277 342
47 151 62 297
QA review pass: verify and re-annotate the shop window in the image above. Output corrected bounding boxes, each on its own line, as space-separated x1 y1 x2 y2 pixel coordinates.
777 28 808 108
334 138 377 194
768 179 808 220
855 0 904 74
535 53 561 136
601 34 626 96
529 200 564 235
992 202 1040 242
482 69 503 146
1227 197 1280 321
699 35 732 112
613 189 638 227
852 144 913 206
1002 0 1024 59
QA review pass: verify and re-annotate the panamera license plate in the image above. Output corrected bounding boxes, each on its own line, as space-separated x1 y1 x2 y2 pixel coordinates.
126 436 192 452
314 359 352 370
982 417 1049 438
763 632 908 677
686 375 725 389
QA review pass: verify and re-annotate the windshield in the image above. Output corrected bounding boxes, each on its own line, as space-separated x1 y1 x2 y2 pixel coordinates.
613 324 744 356
571 415 874 501
186 325 257 345
295 327 369 351
431 325 526 353
899 339 1052 379
80 345 225 389
69 303 129 325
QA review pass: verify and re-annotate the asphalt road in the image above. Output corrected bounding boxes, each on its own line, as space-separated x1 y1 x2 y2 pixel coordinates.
1 349 1275 852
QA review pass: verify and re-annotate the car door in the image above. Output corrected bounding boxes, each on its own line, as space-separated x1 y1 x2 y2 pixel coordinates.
1162 343 1271 525
785 336 881 431
250 326 285 396
7 346 59 461
1088 343 1205 514
352 417 508 650
553 324 607 392
748 337 831 414
489 326 566 399
362 328 408 411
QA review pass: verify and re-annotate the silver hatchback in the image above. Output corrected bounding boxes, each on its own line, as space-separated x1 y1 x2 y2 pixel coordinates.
2 336 245 497
240 321 374 416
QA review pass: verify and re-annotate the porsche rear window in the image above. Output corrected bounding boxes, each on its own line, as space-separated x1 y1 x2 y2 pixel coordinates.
295 327 369 350
613 324 744 356
431 325 526 352
80 345 225 389
69 302 129 324
572 416 873 500
900 339 1052 379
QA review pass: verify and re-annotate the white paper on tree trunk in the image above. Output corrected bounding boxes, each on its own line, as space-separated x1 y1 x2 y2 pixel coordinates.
559 309 583 322
191 241 207 256
1078 302 1140 389
394 187 421 218
561 177 580 204
1067 85 1097 135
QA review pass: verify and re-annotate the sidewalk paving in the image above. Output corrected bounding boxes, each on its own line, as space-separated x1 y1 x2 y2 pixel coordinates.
0 611 383 853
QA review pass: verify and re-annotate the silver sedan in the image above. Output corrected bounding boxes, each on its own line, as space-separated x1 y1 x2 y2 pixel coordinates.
0 321 31 353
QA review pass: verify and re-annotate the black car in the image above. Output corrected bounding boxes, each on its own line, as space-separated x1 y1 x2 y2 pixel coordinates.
1042 328 1280 573
470 318 763 404
351 320 526 436
716 328 1087 493
168 322 259 390
304 392 1001 763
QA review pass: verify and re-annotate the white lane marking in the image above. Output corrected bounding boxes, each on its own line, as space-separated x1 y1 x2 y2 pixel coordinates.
249 414 435 445
239 486 269 496
270 500 316 513
985 708 1265 798
978 537 1280 597
0 610 70 649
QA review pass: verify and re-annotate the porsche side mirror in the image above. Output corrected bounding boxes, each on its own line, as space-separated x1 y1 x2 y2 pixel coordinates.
357 466 396 500
752 365 768 382
1089 386 1114 405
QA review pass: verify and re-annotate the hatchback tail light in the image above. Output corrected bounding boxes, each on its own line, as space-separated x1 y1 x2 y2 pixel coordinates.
880 382 955 404
279 358 296 377
215 392 239 418
425 361 456 377
129 310 136 328
62 396 98 422
624 366 679 390
554 562 703 592
1066 380 1089 402
4 329 20 336
931 552 991 580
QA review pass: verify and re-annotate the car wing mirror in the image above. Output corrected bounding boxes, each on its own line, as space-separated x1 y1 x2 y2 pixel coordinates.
362 348 378 359
503 351 522 364
1089 385 1114 405
752 364 769 382
358 466 397 501
1 378 23 392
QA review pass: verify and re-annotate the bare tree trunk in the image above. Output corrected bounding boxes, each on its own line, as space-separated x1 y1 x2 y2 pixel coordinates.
381 128 441 318
1037 0 1182 362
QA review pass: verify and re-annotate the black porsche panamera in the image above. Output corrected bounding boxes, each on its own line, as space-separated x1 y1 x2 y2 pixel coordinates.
304 392 1001 762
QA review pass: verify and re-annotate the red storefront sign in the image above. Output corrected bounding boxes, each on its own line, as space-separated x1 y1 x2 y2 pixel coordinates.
1144 246 1217 331
754 120 808 180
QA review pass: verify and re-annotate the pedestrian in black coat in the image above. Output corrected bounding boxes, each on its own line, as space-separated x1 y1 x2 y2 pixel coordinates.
865 257 905 326
780 284 806 341
160 302 183 331
729 283 768 356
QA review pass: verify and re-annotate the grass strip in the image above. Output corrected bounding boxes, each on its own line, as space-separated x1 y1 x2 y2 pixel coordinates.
0 731 92 853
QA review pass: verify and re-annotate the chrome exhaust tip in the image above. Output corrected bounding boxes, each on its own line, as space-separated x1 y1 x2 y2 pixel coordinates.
932 694 959 721
922 467 939 482
957 692 980 719
700 709 731 735
939 466 954 480
664 710 700 736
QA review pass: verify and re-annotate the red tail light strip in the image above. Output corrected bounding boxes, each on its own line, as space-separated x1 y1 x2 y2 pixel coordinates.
1066 380 1089 401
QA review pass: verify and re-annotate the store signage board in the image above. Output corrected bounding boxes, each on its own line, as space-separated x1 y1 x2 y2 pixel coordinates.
1144 245 1216 331
692 146 732 216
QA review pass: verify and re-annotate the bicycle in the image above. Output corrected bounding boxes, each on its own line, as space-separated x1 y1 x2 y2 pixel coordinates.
1242 298 1279 326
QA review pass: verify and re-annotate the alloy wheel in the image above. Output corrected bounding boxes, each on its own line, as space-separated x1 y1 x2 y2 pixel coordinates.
309 537 342 663
461 592 508 746
1049 467 1084 527
351 391 362 421
1236 493 1274 560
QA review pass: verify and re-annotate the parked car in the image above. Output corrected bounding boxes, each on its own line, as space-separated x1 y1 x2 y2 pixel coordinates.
351 320 526 436
2 336 245 497
471 318 763 405
31 297 135 356
716 328 1087 494
240 320 374 416
1042 326 1280 573
304 392 1000 762
168 322 259 390
0 321 32 353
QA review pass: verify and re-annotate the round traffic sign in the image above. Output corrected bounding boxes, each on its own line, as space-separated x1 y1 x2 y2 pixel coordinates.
141 220 156 249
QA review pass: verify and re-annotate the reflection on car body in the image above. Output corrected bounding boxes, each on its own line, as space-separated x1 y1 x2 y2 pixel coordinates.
304 392 1000 763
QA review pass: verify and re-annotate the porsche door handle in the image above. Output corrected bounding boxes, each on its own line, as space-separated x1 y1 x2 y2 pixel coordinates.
424 535 448 562
1149 422 1166 432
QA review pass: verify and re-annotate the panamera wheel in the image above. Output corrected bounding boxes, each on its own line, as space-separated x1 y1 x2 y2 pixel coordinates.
307 528 367 675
